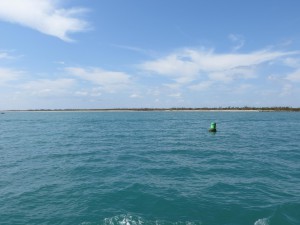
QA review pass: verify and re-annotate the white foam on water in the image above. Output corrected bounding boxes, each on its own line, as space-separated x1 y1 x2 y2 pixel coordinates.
102 214 202 225
103 215 144 225
254 218 269 225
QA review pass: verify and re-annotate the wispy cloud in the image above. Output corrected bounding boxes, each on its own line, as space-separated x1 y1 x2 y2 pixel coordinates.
130 93 142 98
111 44 156 56
280 83 294 96
208 67 256 82
286 69 300 82
21 78 76 96
283 57 300 68
74 87 102 97
228 34 245 51
168 92 182 98
189 81 214 91
65 67 132 92
0 67 24 85
0 0 89 42
0 52 13 59
140 48 298 87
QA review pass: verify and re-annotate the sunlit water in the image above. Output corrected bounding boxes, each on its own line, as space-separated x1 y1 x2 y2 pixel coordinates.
0 112 299 225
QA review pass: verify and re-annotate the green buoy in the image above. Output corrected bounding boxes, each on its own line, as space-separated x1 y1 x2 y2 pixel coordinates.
209 122 217 132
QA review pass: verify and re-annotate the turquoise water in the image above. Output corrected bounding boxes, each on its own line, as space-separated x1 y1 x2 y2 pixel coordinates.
0 112 299 225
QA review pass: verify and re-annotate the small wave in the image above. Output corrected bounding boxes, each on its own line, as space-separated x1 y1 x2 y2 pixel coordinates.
101 214 202 225
103 215 143 225
254 218 269 225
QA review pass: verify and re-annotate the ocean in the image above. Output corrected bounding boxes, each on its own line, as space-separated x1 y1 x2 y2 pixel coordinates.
0 111 299 225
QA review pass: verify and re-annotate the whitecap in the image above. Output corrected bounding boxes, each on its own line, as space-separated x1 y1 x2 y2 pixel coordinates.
102 214 202 225
103 215 144 225
254 218 269 225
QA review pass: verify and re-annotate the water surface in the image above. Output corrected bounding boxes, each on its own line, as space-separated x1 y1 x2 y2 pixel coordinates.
0 112 299 225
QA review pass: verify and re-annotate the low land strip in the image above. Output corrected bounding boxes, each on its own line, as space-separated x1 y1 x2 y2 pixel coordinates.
3 107 300 112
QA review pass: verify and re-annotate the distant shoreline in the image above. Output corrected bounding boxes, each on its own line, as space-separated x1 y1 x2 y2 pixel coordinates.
2 107 300 112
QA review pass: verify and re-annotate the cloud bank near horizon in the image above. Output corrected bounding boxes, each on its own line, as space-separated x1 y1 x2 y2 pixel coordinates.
1 45 300 109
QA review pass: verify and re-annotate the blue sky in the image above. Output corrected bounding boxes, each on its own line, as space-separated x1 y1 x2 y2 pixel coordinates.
1 0 300 109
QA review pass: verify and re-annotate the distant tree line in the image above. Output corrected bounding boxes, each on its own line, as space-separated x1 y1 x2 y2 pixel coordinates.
7 107 300 112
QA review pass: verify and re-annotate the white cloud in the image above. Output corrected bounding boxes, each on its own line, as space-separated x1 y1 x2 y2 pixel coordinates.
21 78 75 96
141 53 199 81
283 57 300 68
228 34 245 51
185 49 294 71
280 84 293 96
168 92 182 98
90 92 102 97
140 48 298 86
75 91 88 96
111 44 156 57
234 84 254 94
147 88 161 97
189 81 214 91
130 93 142 98
0 0 89 42
74 88 102 97
66 67 131 92
164 83 181 89
0 52 13 59
0 67 23 85
208 67 256 82
286 69 300 82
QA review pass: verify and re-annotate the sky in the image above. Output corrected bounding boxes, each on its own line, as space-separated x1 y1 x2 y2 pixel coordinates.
1 0 300 109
